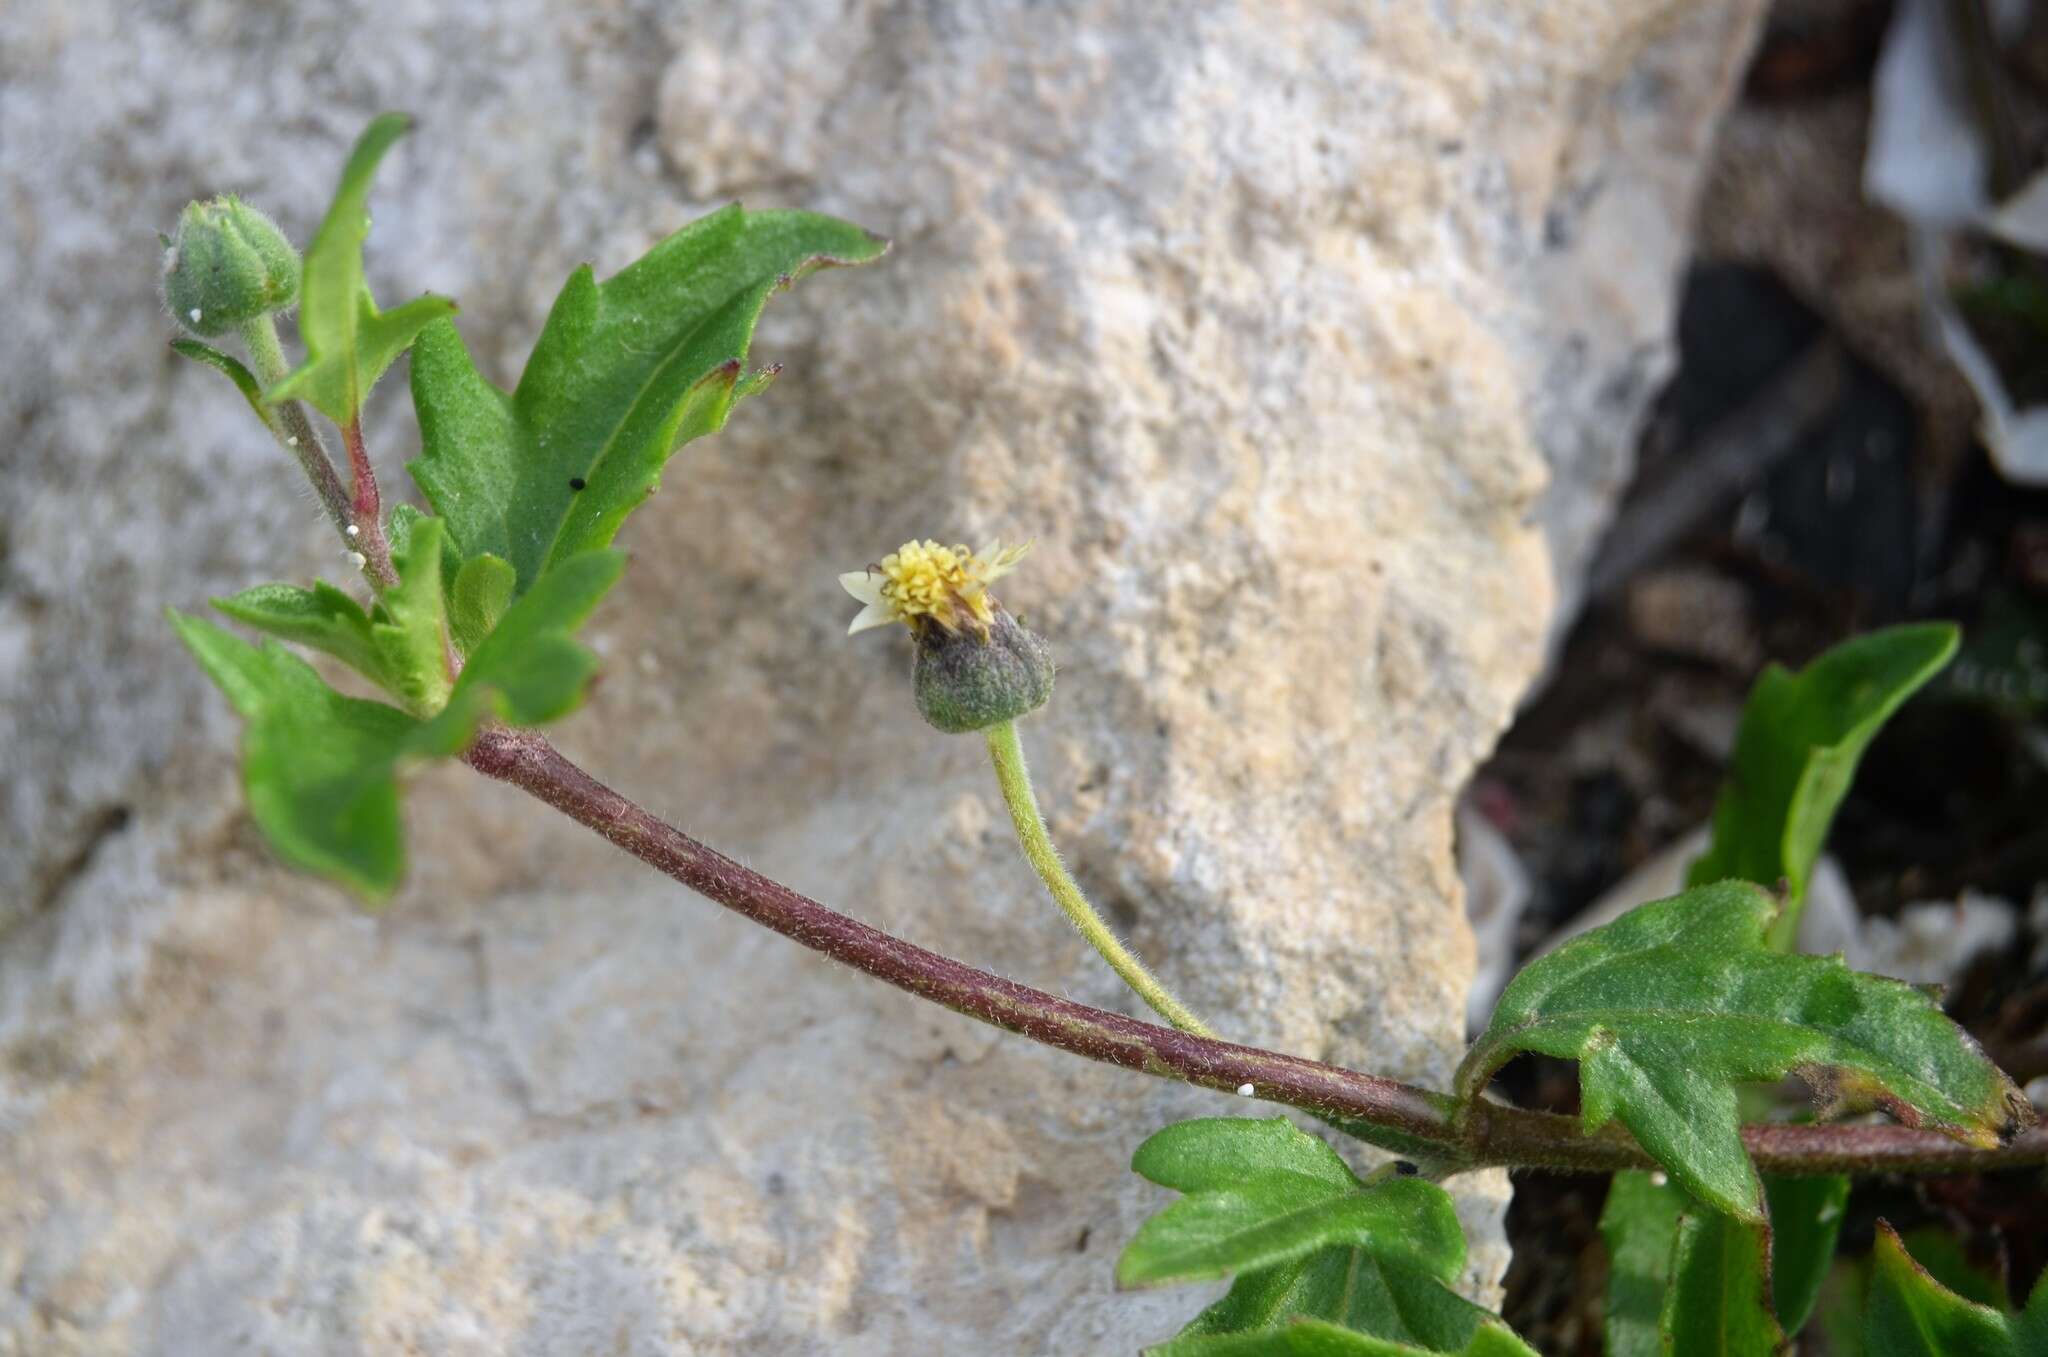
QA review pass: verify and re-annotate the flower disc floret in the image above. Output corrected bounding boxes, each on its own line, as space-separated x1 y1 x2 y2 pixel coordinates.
841 538 1030 637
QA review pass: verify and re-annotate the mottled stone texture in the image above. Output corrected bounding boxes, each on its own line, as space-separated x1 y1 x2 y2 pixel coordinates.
0 2 1760 1351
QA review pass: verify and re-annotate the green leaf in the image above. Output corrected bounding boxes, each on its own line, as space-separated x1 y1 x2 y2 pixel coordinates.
1599 1170 1684 1357
1660 1206 1785 1355
1865 1222 2025 1356
1155 1251 1538 1357
212 581 390 690
1457 881 2031 1222
1154 1318 1539 1356
368 514 453 713
170 611 468 899
1766 1172 1851 1335
1118 1119 1464 1291
1122 1120 1538 1357
267 114 456 424
173 542 616 898
1687 624 1958 948
448 552 515 655
170 338 278 433
1604 1169 1839 1354
408 204 886 593
445 548 622 726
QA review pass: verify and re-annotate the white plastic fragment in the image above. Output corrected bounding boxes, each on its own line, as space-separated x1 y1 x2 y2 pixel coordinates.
1866 0 2048 484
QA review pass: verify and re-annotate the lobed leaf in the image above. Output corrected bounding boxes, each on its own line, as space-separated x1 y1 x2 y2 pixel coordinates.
1123 1120 1538 1357
1119 1119 1463 1291
1458 882 2031 1221
407 204 886 594
174 530 621 898
169 612 468 899
266 114 456 424
1686 624 1958 948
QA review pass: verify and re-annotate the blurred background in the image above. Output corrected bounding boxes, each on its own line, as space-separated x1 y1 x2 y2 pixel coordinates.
1464 0 2048 1348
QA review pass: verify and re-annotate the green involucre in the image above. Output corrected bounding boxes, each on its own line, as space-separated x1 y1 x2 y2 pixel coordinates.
162 195 300 337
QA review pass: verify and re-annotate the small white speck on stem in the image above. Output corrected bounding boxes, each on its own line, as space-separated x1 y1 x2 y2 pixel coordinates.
348 550 368 570
345 524 360 538
189 308 202 323
1649 1171 1668 1188
286 436 299 447
1236 1083 1255 1097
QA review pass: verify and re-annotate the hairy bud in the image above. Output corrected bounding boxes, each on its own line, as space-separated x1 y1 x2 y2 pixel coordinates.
162 195 300 337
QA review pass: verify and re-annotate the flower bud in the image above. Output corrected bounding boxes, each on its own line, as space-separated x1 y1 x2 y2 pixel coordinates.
161 195 300 336
913 606 1055 733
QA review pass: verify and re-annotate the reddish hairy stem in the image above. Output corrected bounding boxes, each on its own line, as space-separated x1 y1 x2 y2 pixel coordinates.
462 725 2048 1179
341 419 398 589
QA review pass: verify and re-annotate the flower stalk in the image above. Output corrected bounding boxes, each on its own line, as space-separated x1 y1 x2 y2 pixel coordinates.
985 718 1214 1037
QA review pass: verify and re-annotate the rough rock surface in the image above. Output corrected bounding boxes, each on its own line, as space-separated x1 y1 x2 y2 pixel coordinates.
0 2 1762 1351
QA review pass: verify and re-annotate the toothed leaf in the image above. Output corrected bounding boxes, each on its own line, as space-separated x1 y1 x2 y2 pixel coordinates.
266 114 455 423
408 204 885 593
1458 882 2031 1222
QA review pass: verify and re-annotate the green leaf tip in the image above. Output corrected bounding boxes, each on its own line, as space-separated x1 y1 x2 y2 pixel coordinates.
1864 1221 2045 1356
1689 623 1960 948
408 202 886 596
266 113 456 424
1458 881 2032 1222
1122 1119 1537 1356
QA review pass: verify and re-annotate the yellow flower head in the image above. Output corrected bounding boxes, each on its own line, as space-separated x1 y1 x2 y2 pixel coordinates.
841 538 1031 637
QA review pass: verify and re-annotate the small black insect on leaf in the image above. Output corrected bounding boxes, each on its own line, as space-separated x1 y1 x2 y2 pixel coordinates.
568 477 586 491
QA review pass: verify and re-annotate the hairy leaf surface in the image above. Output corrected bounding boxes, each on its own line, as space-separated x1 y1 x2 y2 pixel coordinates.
409 205 885 593
213 580 390 689
168 613 465 898
1458 882 2030 1221
173 541 620 898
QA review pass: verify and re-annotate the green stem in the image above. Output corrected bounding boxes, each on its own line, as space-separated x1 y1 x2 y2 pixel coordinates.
236 315 353 543
984 719 1214 1037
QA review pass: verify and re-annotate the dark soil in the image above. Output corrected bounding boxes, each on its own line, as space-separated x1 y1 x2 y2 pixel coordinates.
1480 4 2048 1348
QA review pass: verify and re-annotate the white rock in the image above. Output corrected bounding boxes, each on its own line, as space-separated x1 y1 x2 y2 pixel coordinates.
0 0 1766 1350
